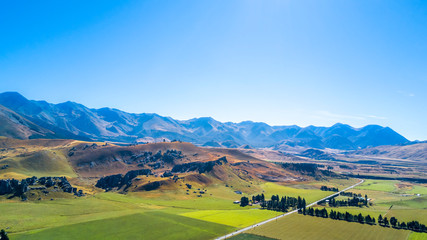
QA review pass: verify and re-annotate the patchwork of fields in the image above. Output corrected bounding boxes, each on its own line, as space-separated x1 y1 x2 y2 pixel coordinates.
233 179 427 240
3 180 348 240
2 166 426 240
246 214 412 240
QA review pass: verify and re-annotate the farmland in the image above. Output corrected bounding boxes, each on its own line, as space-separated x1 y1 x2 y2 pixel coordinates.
13 212 234 240
2 180 353 239
1 139 426 240
229 179 427 240
246 213 415 240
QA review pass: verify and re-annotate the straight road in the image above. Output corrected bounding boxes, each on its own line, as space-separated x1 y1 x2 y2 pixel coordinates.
215 179 365 240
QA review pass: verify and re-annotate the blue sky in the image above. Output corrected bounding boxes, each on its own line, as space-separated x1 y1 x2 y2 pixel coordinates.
1 0 426 140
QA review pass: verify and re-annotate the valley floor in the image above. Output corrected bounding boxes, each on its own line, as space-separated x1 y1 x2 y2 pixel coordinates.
2 175 426 240
2 179 353 240
232 179 427 240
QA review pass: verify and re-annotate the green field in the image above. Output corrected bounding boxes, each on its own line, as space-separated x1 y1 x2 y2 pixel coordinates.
229 233 277 240
232 179 427 240
246 213 414 240
259 182 332 203
409 232 427 240
13 212 234 240
180 209 278 228
355 179 398 192
3 176 425 240
1 181 339 239
407 185 427 195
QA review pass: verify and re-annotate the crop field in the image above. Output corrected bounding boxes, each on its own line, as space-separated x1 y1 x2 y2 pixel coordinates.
229 233 277 240
407 185 427 195
409 232 427 240
319 206 388 218
2 180 342 239
12 212 234 240
259 182 331 203
1 195 150 233
232 179 427 240
246 213 413 240
3 171 425 240
355 179 399 192
383 196 427 209
180 209 278 228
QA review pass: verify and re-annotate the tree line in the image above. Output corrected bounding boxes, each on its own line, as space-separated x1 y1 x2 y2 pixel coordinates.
327 194 369 207
378 214 427 232
299 207 427 233
240 194 306 213
320 186 339 192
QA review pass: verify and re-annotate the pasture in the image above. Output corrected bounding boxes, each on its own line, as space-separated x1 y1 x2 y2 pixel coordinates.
246 213 413 240
355 179 398 192
12 212 234 240
180 209 278 228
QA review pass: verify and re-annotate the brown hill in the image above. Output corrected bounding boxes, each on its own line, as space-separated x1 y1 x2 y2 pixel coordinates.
0 138 325 196
349 143 427 162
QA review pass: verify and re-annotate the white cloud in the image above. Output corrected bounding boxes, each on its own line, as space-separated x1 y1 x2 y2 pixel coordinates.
309 111 388 124
397 90 415 97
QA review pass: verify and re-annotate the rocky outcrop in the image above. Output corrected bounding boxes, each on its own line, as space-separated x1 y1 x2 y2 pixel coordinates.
0 176 83 199
162 171 173 178
95 169 152 191
141 181 162 191
171 157 227 174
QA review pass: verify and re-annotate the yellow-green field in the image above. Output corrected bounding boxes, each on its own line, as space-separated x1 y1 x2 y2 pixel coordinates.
180 209 277 228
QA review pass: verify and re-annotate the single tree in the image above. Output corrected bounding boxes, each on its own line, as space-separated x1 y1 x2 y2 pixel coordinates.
390 217 398 228
0 229 9 240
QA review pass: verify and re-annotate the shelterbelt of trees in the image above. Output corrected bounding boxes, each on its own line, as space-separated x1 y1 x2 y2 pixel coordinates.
320 185 339 192
299 207 427 233
318 191 369 207
240 194 307 213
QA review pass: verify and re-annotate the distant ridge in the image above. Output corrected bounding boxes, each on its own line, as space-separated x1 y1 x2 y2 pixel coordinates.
0 92 409 150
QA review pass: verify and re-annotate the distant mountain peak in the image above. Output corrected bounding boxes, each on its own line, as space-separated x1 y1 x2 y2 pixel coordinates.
0 91 410 150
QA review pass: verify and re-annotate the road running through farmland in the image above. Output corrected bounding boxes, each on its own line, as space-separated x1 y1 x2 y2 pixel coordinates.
215 179 365 240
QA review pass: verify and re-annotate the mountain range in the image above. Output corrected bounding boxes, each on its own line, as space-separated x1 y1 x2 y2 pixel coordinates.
0 92 409 150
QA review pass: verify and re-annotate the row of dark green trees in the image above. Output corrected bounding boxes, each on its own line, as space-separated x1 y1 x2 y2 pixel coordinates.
327 194 369 207
241 194 306 212
320 185 339 192
378 214 427 232
299 207 427 233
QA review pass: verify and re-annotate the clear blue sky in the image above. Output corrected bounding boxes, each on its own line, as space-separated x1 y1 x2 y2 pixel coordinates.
1 1 426 140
